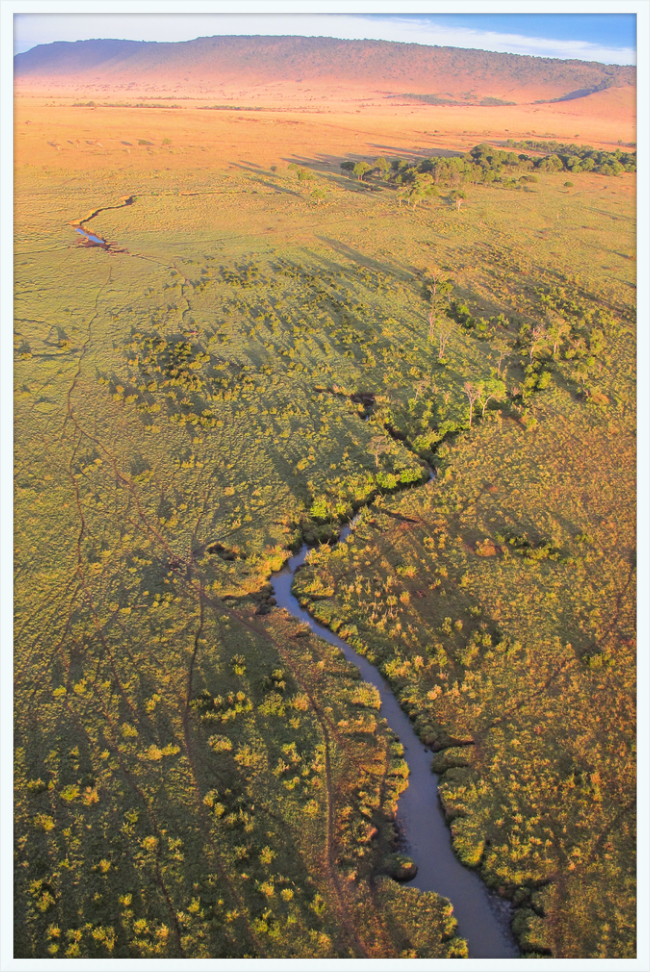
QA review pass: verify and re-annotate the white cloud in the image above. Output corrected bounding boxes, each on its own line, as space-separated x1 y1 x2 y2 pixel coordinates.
14 13 635 66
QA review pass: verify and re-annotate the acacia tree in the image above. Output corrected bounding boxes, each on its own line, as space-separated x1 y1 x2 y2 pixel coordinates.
414 379 428 401
451 189 467 211
477 378 506 417
353 161 372 182
374 157 390 179
529 323 549 362
408 174 437 210
492 335 511 377
546 313 570 356
431 315 455 360
463 381 481 428
427 270 453 353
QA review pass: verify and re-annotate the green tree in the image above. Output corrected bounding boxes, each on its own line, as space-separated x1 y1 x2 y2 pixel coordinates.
477 378 506 417
374 157 390 179
407 174 438 210
310 187 328 206
463 381 481 427
492 335 512 377
546 313 570 356
451 189 467 211
529 323 549 362
353 161 372 182
427 270 453 351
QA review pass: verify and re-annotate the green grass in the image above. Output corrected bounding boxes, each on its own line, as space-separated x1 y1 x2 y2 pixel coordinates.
14 154 635 958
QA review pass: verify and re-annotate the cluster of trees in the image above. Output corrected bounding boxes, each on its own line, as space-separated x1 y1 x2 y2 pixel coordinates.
339 141 636 196
505 140 636 175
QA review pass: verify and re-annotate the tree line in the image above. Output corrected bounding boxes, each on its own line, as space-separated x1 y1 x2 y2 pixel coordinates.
340 142 636 198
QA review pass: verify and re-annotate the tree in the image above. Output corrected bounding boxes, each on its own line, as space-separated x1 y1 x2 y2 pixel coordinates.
340 160 355 177
529 323 548 362
463 381 481 428
396 187 410 208
431 315 455 361
310 188 328 206
451 189 467 211
546 313 570 356
492 335 511 377
405 174 438 210
414 379 428 402
374 157 390 179
426 270 453 353
477 378 505 417
353 161 372 182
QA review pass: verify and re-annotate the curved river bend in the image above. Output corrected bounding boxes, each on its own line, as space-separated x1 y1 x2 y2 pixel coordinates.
71 200 516 955
271 522 518 959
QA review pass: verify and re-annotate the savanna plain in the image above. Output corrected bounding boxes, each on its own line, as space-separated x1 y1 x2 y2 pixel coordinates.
14 40 636 961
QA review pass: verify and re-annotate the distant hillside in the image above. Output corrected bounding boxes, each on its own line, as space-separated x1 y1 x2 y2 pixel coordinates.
14 35 635 104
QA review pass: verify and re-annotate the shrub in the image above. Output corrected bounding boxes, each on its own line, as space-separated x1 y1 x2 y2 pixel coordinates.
208 735 233 752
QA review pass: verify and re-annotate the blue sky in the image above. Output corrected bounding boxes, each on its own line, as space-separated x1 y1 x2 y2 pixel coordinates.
14 13 636 65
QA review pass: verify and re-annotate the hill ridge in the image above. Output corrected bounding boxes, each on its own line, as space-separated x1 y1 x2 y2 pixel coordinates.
14 35 635 104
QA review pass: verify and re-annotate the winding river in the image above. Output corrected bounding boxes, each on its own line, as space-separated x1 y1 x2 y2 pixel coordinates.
271 518 518 959
70 198 517 954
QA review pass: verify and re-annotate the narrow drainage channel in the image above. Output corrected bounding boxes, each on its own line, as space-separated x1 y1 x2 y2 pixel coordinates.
271 518 518 959
70 195 135 250
74 227 109 247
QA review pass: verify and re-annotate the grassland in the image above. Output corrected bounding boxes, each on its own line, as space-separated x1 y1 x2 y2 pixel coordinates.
14 93 635 959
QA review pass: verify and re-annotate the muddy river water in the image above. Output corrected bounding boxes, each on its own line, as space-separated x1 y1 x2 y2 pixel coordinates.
271 520 518 959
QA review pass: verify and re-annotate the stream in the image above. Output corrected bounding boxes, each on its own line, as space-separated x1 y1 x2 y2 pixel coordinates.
271 517 518 959
74 227 108 247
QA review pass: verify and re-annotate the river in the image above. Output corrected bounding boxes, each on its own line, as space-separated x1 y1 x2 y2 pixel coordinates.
271 519 518 959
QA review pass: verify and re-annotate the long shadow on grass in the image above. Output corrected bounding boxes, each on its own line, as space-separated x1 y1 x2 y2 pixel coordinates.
281 154 388 191
314 236 417 281
283 152 361 173
367 144 464 160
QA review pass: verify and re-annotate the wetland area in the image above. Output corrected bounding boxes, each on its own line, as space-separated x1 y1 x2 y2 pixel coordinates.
13 29 637 964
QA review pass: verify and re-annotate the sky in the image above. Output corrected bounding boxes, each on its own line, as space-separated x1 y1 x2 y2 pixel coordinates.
13 12 636 65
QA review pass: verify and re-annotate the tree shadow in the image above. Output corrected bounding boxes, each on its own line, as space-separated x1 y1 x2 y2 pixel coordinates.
312 237 416 280
279 155 376 194
228 163 304 197
367 143 463 160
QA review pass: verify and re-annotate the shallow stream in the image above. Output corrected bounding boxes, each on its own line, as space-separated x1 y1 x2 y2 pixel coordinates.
74 227 108 246
271 519 518 959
